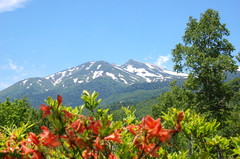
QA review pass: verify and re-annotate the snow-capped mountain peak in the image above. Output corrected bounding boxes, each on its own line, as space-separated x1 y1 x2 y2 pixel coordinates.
0 59 189 107
3 60 188 94
120 59 187 83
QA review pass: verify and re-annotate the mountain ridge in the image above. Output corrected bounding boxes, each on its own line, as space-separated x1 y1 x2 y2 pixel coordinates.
3 59 187 90
0 59 188 107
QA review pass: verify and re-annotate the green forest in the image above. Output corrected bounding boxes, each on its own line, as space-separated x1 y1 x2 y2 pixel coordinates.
1 9 240 159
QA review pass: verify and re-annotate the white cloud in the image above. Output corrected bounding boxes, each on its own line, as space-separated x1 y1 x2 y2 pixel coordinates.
8 59 24 72
155 54 171 68
0 59 44 91
0 59 24 72
0 0 30 13
8 59 17 70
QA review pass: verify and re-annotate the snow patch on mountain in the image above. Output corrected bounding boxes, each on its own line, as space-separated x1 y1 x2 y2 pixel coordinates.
162 69 188 77
26 83 33 89
106 72 118 80
118 73 124 78
67 67 77 76
97 65 101 70
130 75 138 81
114 66 140 80
73 78 78 83
120 78 128 84
78 81 84 84
62 84 67 88
145 78 151 82
93 71 104 79
37 80 44 87
79 65 84 70
53 71 67 86
145 63 155 69
86 62 95 70
124 65 159 78
22 79 28 85
45 74 54 80
45 71 68 86
124 65 136 73
86 77 90 83
68 67 77 72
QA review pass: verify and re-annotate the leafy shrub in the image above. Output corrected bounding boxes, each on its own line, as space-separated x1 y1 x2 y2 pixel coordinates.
0 90 239 159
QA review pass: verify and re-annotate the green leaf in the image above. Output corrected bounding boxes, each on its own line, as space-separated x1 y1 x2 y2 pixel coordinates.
199 152 210 159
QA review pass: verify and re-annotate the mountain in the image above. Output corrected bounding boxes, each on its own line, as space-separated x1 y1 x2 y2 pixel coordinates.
0 59 187 107
121 59 187 83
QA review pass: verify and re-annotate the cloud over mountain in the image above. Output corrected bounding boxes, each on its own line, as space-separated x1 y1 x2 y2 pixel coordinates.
155 54 171 68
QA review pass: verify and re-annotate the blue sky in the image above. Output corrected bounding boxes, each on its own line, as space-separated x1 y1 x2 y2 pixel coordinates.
0 0 240 91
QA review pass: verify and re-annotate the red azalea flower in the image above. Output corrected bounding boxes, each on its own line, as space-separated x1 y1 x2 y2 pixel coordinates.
149 122 162 137
82 150 97 159
73 136 85 149
143 115 161 130
62 110 73 120
178 111 184 122
147 144 160 158
66 128 76 139
89 117 102 135
40 104 51 118
57 95 62 108
39 126 51 138
71 119 85 133
143 115 155 129
39 126 61 148
10 131 16 140
60 135 68 139
127 124 137 136
177 123 182 132
43 134 61 148
142 115 162 137
159 130 171 143
27 132 40 146
104 129 123 144
109 152 118 159
94 136 105 151
21 142 36 154
141 138 147 151
32 151 43 159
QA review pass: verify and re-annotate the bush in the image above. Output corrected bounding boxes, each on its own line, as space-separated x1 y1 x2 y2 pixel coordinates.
0 90 239 159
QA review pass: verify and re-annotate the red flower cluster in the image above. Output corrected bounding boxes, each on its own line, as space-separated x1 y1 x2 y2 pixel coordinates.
176 111 184 132
40 104 51 118
126 114 184 158
0 94 184 159
39 126 61 148
127 115 167 157
104 129 123 144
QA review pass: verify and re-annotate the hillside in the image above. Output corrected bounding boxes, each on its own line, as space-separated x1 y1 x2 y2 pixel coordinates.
108 77 240 121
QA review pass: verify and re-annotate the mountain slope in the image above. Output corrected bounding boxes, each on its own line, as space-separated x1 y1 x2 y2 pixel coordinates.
0 59 188 107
